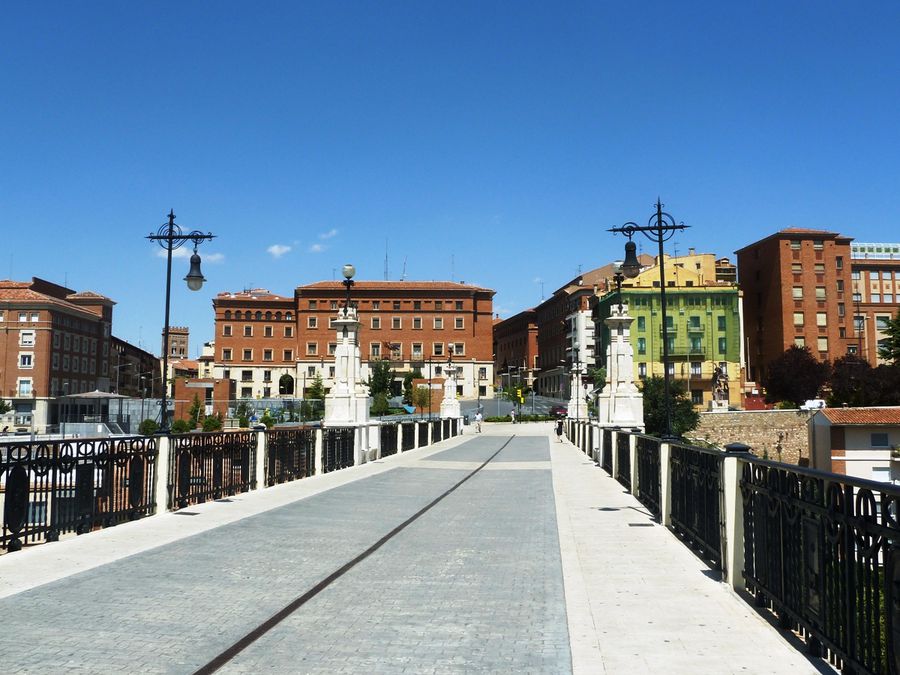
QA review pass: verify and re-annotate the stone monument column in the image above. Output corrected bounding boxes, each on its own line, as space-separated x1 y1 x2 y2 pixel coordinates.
597 301 644 430
324 305 371 426
440 364 461 418
567 367 586 419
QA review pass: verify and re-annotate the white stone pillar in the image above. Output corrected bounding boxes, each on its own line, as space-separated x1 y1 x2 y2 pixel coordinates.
611 430 620 479
154 435 171 513
253 430 266 489
314 429 323 475
722 452 747 591
660 442 672 527
324 306 371 427
440 366 461 419
597 302 644 431
629 433 638 496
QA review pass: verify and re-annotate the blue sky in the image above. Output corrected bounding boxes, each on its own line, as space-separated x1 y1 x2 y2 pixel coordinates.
3 2 899 355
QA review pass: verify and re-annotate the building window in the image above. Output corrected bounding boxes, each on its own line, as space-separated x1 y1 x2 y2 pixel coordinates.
717 316 726 331
637 316 645 331
393 301 401 310
815 287 826 300
872 294 882 303
792 287 803 299
329 366 335 377
413 301 421 310
637 337 646 355
433 343 444 356
308 300 317 309
872 432 889 447
791 263 802 273
454 317 464 329
328 318 337 329
242 349 252 361
19 353 33 369
838 303 845 317
284 326 293 337
793 312 804 326
19 330 35 347
452 342 464 356
283 349 293 361
816 313 827 327
690 361 702 376
413 317 422 329
222 324 232 337
330 301 338 310
52 353 59 369
718 337 727 353
371 317 381 329
434 318 443 329
263 325 272 337
223 348 233 361
836 280 844 293
455 301 463 310
328 343 337 355
263 349 273 361
308 317 317 329
691 389 704 405
306 366 316 377
371 343 381 357
17 379 32 396
241 387 253 398
244 325 253 337
836 256 843 269
241 370 253 382
688 316 700 329
814 263 825 274
813 240 823 250
794 336 805 347
790 240 801 250
372 301 380 310
392 317 401 329
435 301 443 310
817 337 828 352
638 363 647 378
412 343 423 358
307 342 318 356
478 367 487 379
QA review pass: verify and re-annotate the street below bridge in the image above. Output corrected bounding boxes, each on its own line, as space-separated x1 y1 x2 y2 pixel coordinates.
0 423 828 674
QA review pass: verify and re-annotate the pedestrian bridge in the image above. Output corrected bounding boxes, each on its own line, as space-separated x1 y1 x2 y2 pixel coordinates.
0 423 847 673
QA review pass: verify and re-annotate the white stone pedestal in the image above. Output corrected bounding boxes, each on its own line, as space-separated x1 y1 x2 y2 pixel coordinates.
567 370 586 419
597 302 644 430
324 306 371 427
440 367 461 419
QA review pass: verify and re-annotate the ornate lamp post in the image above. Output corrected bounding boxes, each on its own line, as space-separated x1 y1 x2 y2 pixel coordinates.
147 210 215 432
342 263 355 310
609 199 688 439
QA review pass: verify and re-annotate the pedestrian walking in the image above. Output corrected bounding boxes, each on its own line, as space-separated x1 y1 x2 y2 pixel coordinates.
474 411 483 433
510 409 516 424
555 417 564 442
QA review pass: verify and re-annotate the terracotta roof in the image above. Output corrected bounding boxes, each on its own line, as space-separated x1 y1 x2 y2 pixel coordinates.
171 359 200 370
820 407 900 425
735 228 852 255
215 290 293 302
0 287 106 317
299 280 494 293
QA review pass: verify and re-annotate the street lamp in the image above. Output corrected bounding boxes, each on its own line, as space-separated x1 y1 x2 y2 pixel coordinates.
609 199 688 439
342 263 356 309
147 210 215 433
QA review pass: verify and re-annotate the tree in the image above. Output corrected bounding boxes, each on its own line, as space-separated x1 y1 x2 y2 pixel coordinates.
640 376 699 438
412 385 432 416
188 393 203 429
234 400 254 428
368 359 394 396
402 369 422 404
762 345 830 407
828 355 873 407
170 419 192 434
0 399 12 415
139 419 159 436
301 374 326 421
306 374 325 401
878 311 900 363
202 414 223 432
586 366 606 392
371 391 390 416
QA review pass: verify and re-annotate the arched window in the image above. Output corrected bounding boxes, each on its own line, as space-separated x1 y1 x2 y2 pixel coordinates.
255 311 262 321
224 310 232 320
275 312 282 321
285 312 293 321
278 373 295 395
265 311 272 320
234 310 242 320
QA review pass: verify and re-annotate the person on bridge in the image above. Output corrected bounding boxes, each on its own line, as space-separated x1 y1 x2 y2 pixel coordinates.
555 417 564 442
474 411 483 433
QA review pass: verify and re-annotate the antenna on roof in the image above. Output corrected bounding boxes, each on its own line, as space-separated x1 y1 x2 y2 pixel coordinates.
400 257 407 281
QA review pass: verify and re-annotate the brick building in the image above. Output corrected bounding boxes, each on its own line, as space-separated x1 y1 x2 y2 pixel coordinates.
0 277 114 432
162 325 189 359
211 280 495 401
110 336 163 398
492 308 538 390
736 230 900 384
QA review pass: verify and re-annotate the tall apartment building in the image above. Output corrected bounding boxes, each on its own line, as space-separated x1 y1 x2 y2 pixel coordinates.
736 230 900 383
212 281 496 400
0 277 114 432
162 326 189 358
592 251 743 409
110 336 164 398
492 308 538 389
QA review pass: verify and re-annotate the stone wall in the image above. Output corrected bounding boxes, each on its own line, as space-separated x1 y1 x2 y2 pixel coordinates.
687 409 814 465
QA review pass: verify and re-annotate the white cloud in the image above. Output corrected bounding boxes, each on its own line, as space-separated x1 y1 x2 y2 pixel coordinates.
267 244 292 258
309 243 326 253
155 248 224 263
204 253 225 263
319 228 338 240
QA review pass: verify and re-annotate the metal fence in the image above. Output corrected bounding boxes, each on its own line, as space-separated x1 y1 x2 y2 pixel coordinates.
265 428 314 486
670 442 722 569
741 459 900 675
417 421 429 447
635 435 661 520
1 436 158 552
401 422 415 451
169 431 255 509
431 419 442 443
602 429 613 473
616 433 631 490
380 423 398 457
322 427 355 473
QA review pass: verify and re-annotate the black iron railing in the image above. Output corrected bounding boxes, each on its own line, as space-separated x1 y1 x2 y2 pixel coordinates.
431 419 442 443
322 427 355 473
451 418 458 436
401 422 415 451
417 421 429 446
602 429 613 473
742 459 900 675
380 423 398 457
616 433 631 490
169 431 255 509
670 442 722 568
587 425 594 456
442 419 450 439
265 428 314 486
635 435 661 520
1 436 158 553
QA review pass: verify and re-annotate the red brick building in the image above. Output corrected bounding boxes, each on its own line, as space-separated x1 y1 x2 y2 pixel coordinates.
736 230 900 384
492 308 538 389
211 280 495 401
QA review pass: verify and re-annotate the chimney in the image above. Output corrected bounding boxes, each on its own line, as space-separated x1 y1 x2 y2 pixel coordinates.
688 247 696 256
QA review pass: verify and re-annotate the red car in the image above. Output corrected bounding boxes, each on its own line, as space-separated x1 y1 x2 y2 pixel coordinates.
550 405 568 417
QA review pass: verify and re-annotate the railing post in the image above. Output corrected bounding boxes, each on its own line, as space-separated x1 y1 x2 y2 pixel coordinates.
591 423 600 463
722 446 749 592
371 423 381 460
155 435 171 513
396 425 402 455
611 430 620 479
254 430 266 489
629 432 639 496
314 429 323 475
354 427 365 466
660 442 672 527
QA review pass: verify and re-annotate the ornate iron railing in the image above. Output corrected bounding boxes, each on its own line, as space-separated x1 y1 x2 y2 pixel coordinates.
322 427 355 473
265 428 314 486
670 442 722 568
587 425 594 456
169 431 255 509
442 419 450 439
616 433 631 490
1 436 158 553
742 459 900 675
635 435 661 520
417 421 429 446
602 429 613 473
451 418 458 436
431 419 442 443
380 423 398 457
401 423 415 451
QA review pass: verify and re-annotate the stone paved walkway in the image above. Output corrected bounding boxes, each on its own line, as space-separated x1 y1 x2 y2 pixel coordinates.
0 423 830 674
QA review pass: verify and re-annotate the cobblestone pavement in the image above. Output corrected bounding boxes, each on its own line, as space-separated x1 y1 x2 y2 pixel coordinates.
0 433 570 674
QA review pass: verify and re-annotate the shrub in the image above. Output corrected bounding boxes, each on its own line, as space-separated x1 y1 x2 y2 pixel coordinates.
370 391 390 416
259 414 276 429
202 415 223 432
138 419 159 436
170 419 192 434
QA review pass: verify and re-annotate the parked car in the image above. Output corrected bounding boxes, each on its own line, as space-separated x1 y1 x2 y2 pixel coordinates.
550 405 568 417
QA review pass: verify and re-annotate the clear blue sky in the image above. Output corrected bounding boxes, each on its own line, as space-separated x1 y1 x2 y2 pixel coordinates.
3 2 899 355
